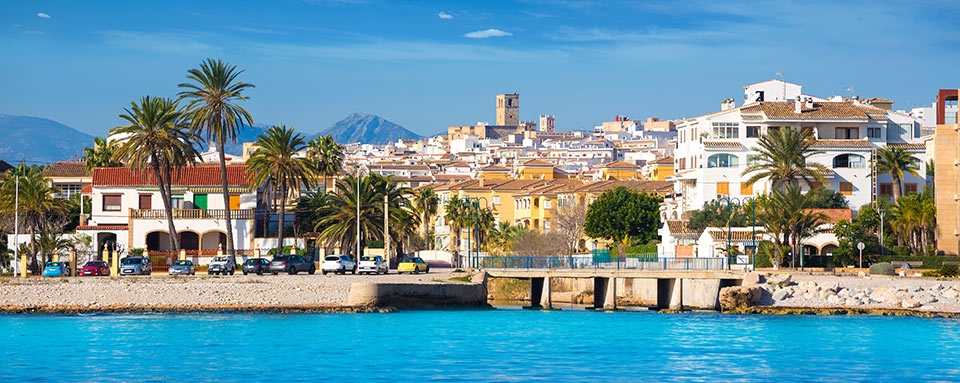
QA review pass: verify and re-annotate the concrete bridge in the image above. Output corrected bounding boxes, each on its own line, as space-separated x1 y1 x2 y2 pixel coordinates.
484 268 747 311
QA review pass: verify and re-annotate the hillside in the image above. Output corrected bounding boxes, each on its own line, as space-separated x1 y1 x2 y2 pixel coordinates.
0 114 94 164
317 113 421 145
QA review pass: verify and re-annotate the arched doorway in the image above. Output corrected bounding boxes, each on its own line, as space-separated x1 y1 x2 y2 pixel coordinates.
96 233 118 261
145 231 173 251
201 231 227 253
820 244 839 256
178 232 199 251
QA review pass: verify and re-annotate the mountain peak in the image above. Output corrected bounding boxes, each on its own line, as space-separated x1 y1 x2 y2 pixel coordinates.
318 113 421 145
0 114 94 164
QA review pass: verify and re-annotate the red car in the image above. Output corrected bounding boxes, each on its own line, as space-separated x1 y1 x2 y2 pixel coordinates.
81 260 110 276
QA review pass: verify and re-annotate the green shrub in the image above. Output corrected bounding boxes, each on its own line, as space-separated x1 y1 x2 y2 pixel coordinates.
892 245 910 256
874 255 953 269
366 240 385 249
939 264 959 278
129 248 144 257
869 262 896 276
922 270 941 277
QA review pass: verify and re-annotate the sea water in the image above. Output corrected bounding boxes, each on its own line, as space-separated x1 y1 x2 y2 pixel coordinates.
1 310 959 382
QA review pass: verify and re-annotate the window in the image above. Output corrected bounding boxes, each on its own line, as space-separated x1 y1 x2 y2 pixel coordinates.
746 126 760 138
103 195 122 211
746 155 760 166
801 126 814 137
57 184 82 199
717 182 729 195
679 158 686 170
887 123 912 142
901 123 914 139
544 221 551 233
879 183 892 197
545 200 552 209
836 127 859 139
707 153 739 168
867 127 882 138
810 182 823 190
832 154 866 168
840 182 854 196
138 194 152 210
171 194 184 209
229 195 241 210
711 122 739 139
904 183 918 195
740 182 753 195
493 196 500 205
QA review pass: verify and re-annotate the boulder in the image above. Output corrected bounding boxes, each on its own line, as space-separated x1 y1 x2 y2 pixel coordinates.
767 274 792 288
826 295 842 305
901 299 921 309
772 289 791 302
845 298 860 307
742 272 764 286
943 289 959 300
719 286 762 310
822 281 840 292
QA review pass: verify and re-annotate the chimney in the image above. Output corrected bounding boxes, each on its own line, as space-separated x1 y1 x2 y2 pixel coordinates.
794 97 803 113
478 175 485 188
805 96 814 109
721 98 735 111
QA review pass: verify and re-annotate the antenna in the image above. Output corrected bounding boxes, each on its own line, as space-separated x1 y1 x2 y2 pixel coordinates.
846 87 856 98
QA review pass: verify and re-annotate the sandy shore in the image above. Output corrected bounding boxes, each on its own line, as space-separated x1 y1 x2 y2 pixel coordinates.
0 270 463 309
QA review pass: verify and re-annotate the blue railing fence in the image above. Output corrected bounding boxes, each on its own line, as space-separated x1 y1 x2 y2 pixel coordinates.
479 254 728 271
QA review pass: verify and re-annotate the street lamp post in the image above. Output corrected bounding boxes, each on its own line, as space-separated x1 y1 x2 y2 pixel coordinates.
354 165 362 264
13 170 20 276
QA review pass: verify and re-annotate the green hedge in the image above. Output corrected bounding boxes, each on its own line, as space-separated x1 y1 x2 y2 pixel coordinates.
874 255 959 269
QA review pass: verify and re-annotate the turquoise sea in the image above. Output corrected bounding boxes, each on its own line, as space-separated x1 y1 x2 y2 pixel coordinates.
2 309 959 382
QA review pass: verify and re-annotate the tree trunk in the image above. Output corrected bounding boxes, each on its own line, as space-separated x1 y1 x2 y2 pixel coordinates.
29 224 38 274
892 174 902 202
217 140 236 259
154 162 180 252
277 180 287 257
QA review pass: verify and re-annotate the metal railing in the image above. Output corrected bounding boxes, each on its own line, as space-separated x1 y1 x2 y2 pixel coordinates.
131 209 255 220
479 255 728 271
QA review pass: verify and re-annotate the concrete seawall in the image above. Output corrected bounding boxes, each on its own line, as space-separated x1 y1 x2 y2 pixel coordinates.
346 282 489 308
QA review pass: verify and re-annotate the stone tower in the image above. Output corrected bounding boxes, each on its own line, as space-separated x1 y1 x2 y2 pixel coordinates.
496 93 519 127
539 115 555 132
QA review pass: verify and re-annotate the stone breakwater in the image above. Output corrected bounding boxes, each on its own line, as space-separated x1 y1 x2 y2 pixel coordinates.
720 273 960 315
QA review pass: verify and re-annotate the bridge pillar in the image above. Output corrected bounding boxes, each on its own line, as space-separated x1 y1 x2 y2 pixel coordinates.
657 278 683 310
593 277 617 310
530 277 548 309
681 278 722 310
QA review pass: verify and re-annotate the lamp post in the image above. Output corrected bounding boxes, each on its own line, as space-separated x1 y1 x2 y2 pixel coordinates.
878 207 886 258
13 169 19 276
354 165 362 264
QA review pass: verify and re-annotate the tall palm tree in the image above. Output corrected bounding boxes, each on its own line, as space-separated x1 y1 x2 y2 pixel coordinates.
110 96 200 252
743 128 829 190
316 175 383 260
247 125 314 255
0 165 69 272
875 146 920 202
83 137 122 171
178 58 255 259
306 135 344 192
411 188 439 247
443 196 466 263
762 185 828 268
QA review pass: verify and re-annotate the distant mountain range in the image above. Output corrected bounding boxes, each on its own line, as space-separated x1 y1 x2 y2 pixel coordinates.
316 113 422 145
0 114 94 165
0 112 420 164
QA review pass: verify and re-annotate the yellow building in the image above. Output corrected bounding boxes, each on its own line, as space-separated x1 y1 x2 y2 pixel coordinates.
516 159 569 180
647 156 675 181
477 164 512 180
598 160 644 180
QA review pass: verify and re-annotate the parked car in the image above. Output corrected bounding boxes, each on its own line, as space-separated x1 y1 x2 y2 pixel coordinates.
42 261 70 277
322 255 356 275
208 256 236 275
397 257 429 274
358 256 388 275
168 260 196 275
81 261 109 276
242 258 271 275
119 257 152 276
269 255 316 275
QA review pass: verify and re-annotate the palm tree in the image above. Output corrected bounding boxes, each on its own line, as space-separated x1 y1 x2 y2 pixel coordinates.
487 222 526 254
443 196 467 264
316 175 383 260
247 125 314 255
306 135 344 192
875 146 920 202
110 96 200 252
761 185 828 268
83 137 122 171
0 165 69 272
743 128 829 190
178 58 255 259
411 188 439 247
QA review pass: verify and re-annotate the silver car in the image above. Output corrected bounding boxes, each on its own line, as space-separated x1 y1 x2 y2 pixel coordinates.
168 260 196 275
119 257 152 276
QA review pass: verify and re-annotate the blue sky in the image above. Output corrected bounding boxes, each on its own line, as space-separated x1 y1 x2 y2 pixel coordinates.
2 0 959 137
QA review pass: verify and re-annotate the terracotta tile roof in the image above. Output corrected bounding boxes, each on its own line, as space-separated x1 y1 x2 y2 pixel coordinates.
433 174 472 181
703 141 744 149
649 156 674 165
741 101 888 120
666 220 700 236
599 160 640 169
572 180 673 195
81 184 92 194
513 180 583 196
520 158 555 167
42 162 89 178
77 225 128 231
367 164 432 171
479 164 511 172
706 228 765 242
93 165 251 187
810 139 874 149
806 208 852 224
886 143 925 150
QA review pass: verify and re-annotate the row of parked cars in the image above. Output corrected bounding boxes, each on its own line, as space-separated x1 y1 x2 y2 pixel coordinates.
40 255 432 277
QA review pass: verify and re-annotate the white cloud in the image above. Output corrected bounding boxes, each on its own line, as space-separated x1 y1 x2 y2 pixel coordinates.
438 11 453 19
36 12 51 19
464 29 512 39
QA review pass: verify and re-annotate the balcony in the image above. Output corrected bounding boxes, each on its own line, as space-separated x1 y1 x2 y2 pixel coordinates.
131 208 256 220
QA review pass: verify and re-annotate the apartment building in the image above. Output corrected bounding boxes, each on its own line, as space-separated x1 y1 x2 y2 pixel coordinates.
41 161 91 200
935 89 960 255
666 80 927 218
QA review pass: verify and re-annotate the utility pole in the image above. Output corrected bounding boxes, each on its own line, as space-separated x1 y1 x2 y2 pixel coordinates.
14 169 20 276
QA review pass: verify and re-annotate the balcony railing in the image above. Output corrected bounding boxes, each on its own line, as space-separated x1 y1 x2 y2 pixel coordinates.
131 208 255 220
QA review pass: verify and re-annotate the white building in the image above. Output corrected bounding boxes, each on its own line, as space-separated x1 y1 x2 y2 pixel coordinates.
667 84 928 219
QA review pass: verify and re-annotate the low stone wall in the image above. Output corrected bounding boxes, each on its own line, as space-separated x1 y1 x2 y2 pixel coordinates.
347 282 488 308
